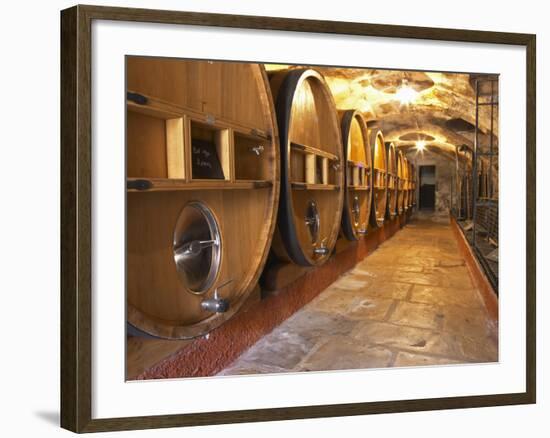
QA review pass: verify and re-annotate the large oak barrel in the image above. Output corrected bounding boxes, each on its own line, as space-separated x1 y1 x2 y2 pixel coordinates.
385 142 398 218
397 149 407 214
269 68 344 266
126 57 280 339
369 129 388 227
340 110 373 241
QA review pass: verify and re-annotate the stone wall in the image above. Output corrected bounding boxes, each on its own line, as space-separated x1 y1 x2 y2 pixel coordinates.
405 149 455 213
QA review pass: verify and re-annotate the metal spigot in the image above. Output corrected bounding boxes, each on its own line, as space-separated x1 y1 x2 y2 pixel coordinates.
314 245 329 256
251 145 264 155
352 195 361 225
174 239 217 260
201 279 232 313
332 160 341 171
313 238 329 256
314 246 329 255
357 228 368 235
305 216 317 226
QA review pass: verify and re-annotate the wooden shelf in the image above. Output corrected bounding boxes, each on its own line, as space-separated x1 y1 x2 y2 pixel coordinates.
127 99 181 120
128 90 276 184
127 91 272 139
290 141 339 161
291 182 340 191
127 178 272 192
348 185 370 191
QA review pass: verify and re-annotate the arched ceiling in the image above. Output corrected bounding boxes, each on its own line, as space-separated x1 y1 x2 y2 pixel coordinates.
265 65 498 162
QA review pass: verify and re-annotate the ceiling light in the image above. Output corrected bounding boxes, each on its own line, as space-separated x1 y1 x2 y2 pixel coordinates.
416 140 426 151
396 79 418 105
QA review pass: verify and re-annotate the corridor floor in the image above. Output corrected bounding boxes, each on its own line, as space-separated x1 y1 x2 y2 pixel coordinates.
219 214 498 376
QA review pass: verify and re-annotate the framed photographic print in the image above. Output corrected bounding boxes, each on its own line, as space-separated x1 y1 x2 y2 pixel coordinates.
60 4 536 433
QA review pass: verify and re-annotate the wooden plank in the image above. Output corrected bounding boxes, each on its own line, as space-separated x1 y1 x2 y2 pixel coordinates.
216 128 232 181
291 182 340 191
126 337 191 380
127 178 272 191
321 157 329 184
352 166 360 186
290 141 339 161
127 99 181 119
61 7 79 432
166 118 185 179
305 153 316 184
183 116 192 181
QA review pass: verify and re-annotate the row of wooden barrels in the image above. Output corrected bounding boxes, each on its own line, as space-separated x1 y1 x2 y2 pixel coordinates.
126 59 417 339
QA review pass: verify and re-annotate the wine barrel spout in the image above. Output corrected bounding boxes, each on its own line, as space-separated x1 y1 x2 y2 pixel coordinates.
201 280 233 314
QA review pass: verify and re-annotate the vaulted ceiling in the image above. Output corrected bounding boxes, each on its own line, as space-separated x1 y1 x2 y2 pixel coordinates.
264 65 498 163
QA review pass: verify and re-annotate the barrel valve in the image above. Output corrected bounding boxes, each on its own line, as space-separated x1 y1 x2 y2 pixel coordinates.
332 160 341 171
201 280 232 313
314 245 329 256
352 195 361 225
313 238 329 256
251 145 264 155
305 200 320 244
357 228 368 235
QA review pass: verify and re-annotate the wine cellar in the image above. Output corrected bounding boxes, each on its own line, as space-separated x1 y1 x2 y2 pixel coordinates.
126 58 499 379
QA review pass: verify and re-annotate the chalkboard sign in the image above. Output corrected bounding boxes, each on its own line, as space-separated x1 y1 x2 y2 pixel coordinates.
191 139 225 179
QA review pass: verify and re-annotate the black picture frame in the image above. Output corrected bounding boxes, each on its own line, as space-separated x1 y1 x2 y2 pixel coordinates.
61 4 536 433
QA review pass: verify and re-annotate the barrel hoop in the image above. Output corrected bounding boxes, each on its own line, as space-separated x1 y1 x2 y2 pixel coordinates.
126 321 157 339
274 69 313 266
385 142 398 219
340 110 360 241
369 130 387 228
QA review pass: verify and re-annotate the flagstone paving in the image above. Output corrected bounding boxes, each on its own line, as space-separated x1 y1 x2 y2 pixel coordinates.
218 214 498 376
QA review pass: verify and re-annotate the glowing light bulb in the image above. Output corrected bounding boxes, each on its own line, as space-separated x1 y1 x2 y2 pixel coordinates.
396 79 418 105
416 140 426 151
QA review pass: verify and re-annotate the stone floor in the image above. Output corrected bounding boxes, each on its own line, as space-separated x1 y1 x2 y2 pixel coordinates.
218 213 498 376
